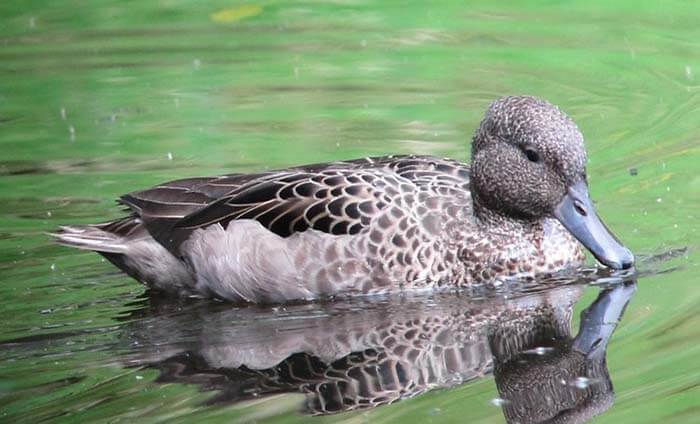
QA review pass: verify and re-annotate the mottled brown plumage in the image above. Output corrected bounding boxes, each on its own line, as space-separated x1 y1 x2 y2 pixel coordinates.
53 96 633 302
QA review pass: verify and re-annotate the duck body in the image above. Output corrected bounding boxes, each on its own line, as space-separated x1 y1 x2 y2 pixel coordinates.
55 97 631 303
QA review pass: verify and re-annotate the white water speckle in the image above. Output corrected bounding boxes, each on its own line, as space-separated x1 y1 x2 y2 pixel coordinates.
524 346 553 355
135 375 144 380
685 65 693 81
68 125 75 141
573 376 592 389
60 107 67 120
490 397 509 407
50 263 56 271
46 211 52 217
656 197 662 203
167 152 173 161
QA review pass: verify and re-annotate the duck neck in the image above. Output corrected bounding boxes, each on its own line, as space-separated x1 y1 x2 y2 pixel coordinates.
471 192 544 238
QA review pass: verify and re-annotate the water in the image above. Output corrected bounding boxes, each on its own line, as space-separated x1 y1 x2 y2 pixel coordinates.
1 1 699 422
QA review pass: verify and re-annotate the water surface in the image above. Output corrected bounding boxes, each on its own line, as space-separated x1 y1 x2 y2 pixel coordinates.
1 1 699 422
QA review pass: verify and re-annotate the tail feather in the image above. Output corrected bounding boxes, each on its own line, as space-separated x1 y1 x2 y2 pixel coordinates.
52 217 195 293
51 225 128 253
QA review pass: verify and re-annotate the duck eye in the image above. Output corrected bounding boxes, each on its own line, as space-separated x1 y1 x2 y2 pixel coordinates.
523 148 540 163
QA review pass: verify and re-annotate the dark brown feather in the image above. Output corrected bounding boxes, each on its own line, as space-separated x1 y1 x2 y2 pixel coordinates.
114 155 469 254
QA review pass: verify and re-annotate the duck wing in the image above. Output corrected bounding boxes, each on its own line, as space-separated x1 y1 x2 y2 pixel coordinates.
120 156 470 254
168 168 391 252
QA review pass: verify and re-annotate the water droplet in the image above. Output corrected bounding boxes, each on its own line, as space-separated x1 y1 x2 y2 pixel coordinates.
523 346 553 355
167 152 173 161
573 376 591 389
491 397 508 407
135 375 144 380
50 263 56 271
656 197 662 203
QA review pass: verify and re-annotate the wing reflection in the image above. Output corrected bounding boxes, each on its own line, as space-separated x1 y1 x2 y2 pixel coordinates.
122 278 635 421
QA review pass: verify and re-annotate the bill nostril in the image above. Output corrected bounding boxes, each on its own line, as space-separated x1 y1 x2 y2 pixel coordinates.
573 200 587 216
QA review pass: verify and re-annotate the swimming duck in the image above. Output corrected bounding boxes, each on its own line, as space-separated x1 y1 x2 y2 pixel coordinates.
54 96 634 302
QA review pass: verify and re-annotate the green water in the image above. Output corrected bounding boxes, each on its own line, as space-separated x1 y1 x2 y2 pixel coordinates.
1 1 699 422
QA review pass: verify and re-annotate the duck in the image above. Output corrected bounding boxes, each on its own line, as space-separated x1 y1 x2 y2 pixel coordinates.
54 96 634 303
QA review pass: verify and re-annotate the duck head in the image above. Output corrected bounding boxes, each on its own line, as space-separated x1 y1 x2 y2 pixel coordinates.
471 96 634 270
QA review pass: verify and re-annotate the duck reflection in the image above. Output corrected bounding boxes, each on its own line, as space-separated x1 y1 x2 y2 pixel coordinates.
122 278 635 422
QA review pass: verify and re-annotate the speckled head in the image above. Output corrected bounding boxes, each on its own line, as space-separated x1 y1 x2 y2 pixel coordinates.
470 96 634 270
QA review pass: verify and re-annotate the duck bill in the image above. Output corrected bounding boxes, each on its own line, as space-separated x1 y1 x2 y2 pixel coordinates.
553 181 634 270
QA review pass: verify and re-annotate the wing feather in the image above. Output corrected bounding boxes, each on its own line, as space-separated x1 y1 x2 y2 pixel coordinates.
115 155 470 254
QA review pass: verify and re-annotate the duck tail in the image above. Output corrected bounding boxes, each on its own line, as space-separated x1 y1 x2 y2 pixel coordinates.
52 217 195 292
51 225 126 253
50 217 139 254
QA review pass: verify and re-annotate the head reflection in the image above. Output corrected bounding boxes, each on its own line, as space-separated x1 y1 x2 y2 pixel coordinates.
124 278 635 421
492 281 635 423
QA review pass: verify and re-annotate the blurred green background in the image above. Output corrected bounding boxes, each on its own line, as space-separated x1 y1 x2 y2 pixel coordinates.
0 1 699 422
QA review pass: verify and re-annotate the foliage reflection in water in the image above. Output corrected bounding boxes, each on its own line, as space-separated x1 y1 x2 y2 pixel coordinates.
122 273 636 422
3 1 700 422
